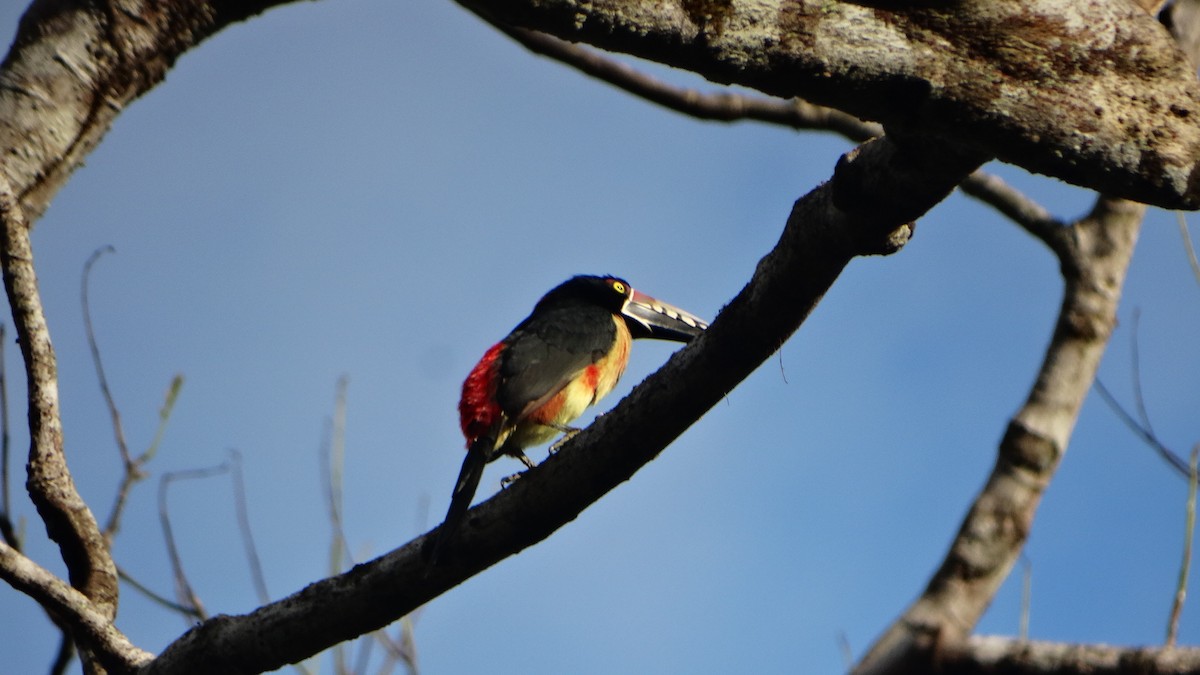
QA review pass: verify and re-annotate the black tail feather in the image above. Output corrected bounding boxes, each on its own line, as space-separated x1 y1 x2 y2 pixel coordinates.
423 435 494 565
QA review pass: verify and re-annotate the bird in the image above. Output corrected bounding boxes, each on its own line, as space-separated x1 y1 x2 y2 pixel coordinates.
425 274 707 563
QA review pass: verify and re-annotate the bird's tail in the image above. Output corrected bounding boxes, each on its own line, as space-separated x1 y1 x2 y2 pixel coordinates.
423 435 494 565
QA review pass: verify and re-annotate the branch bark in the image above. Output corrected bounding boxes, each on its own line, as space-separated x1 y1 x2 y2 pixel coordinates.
0 175 117 606
458 0 1200 209
941 635 1200 674
0 0 304 223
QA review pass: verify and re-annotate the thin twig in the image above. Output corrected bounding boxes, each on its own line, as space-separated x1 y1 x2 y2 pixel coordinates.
1168 446 1199 647
497 22 879 138
492 22 1065 263
322 376 354 571
325 376 350 675
958 171 1068 252
103 374 184 542
229 450 270 605
1019 554 1032 641
159 464 231 621
142 375 183 465
83 245 147 543
116 565 201 619
1129 309 1155 436
1094 379 1189 478
82 246 131 467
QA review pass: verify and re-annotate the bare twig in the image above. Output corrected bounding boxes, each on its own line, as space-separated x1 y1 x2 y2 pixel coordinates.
143 375 184 465
82 246 131 468
229 450 270 606
1167 446 1199 647
1020 554 1032 641
323 376 351 675
491 21 1065 264
116 565 201 619
1094 379 1189 478
499 23 881 140
89 244 186 542
325 376 352 572
159 464 231 621
958 171 1069 254
1130 310 1155 435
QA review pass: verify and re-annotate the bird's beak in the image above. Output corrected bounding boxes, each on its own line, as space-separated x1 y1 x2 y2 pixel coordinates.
621 289 708 342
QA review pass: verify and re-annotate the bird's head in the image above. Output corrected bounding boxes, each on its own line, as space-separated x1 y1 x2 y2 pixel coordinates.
536 275 708 342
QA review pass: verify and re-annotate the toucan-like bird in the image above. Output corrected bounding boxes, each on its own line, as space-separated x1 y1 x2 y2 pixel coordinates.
426 275 707 562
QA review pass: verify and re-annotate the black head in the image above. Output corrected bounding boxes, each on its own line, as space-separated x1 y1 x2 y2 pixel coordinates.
535 275 707 342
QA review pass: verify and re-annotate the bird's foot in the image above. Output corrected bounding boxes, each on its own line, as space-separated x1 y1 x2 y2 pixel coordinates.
500 472 523 488
549 426 582 454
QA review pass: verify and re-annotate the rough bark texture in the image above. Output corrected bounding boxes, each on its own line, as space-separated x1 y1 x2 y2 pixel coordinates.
457 0 1200 209
942 635 1200 674
0 0 299 223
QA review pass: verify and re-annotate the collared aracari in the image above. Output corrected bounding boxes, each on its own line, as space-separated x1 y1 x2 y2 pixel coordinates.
425 274 707 563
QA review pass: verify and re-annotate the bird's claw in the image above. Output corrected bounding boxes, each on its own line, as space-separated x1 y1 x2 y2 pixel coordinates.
549 427 582 454
501 472 523 488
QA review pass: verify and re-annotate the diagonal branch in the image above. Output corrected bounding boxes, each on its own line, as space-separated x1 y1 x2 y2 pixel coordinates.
854 196 1147 673
141 133 986 675
496 22 880 140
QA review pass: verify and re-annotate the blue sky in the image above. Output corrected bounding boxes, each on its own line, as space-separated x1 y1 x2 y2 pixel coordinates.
1 1 1198 673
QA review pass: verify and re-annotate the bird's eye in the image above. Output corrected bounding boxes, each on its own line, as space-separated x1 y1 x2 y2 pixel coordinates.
611 281 626 294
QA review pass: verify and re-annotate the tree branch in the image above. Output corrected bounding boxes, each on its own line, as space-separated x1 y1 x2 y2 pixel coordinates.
0 0 308 223
496 22 881 140
853 196 1146 673
940 634 1200 674
0 539 151 671
458 0 1200 209
140 134 986 675
0 175 119 617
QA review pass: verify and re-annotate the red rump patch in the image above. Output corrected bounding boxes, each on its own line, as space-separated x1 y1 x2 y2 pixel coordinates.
459 343 504 447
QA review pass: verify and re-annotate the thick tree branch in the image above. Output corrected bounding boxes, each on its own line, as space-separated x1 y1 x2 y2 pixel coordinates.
460 0 1200 210
941 635 1200 674
853 196 1146 674
140 135 985 675
0 0 306 224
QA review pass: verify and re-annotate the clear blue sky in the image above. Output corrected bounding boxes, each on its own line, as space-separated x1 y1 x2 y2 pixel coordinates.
1 1 1198 673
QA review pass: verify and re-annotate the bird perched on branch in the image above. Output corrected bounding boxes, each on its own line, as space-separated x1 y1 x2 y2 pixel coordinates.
425 274 707 563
